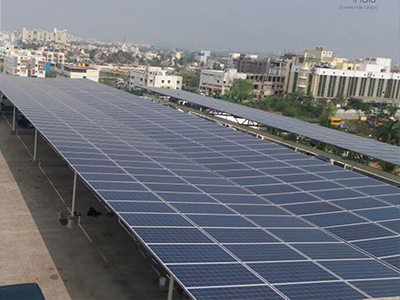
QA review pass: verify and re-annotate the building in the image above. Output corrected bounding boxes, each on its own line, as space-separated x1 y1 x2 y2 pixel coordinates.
22 27 67 44
227 53 292 98
41 49 67 66
199 69 246 96
245 58 292 98
3 49 46 78
129 66 182 90
196 50 211 65
288 66 400 102
57 64 100 82
288 47 399 102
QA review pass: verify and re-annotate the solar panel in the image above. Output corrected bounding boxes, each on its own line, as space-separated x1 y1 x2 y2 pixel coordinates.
143 87 400 165
1 75 399 299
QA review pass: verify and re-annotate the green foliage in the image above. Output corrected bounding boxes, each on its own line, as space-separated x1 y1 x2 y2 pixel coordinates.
377 121 400 145
128 89 144 96
179 72 200 92
224 79 254 103
378 161 399 175
45 70 57 78
346 98 372 112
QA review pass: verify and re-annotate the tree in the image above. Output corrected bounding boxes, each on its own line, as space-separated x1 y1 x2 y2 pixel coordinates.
378 162 399 175
180 72 200 92
224 79 253 103
331 95 346 107
377 121 400 145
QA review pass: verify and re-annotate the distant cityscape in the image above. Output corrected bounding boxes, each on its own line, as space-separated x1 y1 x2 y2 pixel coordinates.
1 27 399 129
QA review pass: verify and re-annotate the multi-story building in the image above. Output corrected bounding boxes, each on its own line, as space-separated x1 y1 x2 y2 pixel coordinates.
227 53 292 98
3 49 46 78
196 50 211 65
30 56 46 78
199 69 247 96
42 49 67 66
129 66 182 90
288 66 400 102
22 28 67 44
57 64 100 82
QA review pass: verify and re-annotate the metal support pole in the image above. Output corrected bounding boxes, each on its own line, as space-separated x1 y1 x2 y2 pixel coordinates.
33 128 38 161
167 276 174 300
71 172 77 217
12 107 16 132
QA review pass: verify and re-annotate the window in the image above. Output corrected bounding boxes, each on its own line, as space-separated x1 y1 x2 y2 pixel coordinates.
161 80 165 83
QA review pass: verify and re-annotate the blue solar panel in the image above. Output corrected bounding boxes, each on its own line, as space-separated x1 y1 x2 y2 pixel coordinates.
355 207 400 221
151 245 235 263
320 259 400 280
269 229 337 242
250 261 336 284
277 282 364 300
134 228 212 243
376 194 400 205
304 212 366 227
265 192 320 205
247 184 299 195
379 220 400 233
157 192 217 203
188 215 256 227
332 197 390 210
98 191 160 201
355 185 400 196
168 264 263 287
172 203 234 215
226 244 305 262
351 279 400 299
108 201 174 213
311 189 365 200
205 228 278 243
353 237 400 257
283 202 342 215
293 243 368 259
248 216 311 228
327 223 395 241
189 285 284 300
228 205 288 216
121 213 192 227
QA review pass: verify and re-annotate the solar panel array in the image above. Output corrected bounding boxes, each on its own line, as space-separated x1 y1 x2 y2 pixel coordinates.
143 87 400 166
1 75 400 300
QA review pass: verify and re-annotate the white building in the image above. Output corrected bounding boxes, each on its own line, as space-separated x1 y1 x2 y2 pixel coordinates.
22 28 67 44
199 69 247 96
129 66 182 90
196 50 211 65
57 64 99 82
3 49 46 78
41 49 67 65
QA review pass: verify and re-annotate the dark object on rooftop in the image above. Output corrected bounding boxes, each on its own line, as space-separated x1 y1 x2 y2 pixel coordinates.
87 207 102 218
0 283 45 300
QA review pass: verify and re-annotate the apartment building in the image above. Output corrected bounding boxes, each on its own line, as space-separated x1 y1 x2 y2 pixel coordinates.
129 66 182 90
196 50 211 65
288 66 400 102
22 28 67 44
227 53 292 98
3 49 46 78
199 69 246 96
42 49 67 65
57 64 100 82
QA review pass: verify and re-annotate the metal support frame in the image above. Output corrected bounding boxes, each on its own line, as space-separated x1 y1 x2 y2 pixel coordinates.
167 276 174 300
33 128 38 161
71 171 77 217
12 107 16 132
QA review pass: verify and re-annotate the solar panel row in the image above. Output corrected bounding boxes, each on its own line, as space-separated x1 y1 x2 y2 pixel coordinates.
1 75 399 300
144 87 400 166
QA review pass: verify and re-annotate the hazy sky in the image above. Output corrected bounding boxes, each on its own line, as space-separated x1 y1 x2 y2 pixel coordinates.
1 0 399 61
